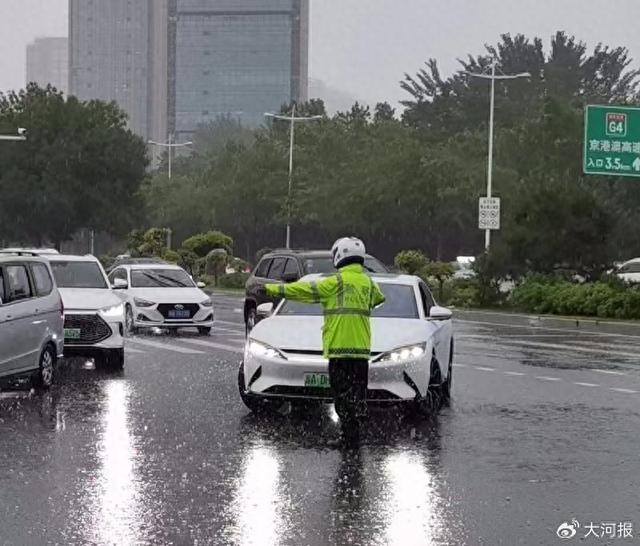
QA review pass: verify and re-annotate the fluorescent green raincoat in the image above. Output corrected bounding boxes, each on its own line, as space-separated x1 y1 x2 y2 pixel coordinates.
265 263 385 359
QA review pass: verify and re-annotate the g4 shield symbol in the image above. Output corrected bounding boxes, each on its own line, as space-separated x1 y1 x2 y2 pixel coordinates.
556 519 580 539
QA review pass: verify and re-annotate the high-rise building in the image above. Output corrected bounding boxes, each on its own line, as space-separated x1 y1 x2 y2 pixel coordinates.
69 0 150 137
26 37 69 93
68 0 309 142
170 0 309 140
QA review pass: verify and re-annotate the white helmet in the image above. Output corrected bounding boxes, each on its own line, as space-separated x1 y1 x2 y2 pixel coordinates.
331 237 366 268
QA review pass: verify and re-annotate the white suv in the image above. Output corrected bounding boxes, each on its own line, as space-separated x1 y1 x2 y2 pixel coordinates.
46 254 125 369
0 253 64 388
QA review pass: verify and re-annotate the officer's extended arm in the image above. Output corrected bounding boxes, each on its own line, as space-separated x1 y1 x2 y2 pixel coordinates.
265 277 337 304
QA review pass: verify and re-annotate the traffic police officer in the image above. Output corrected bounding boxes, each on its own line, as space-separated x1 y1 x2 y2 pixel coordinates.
264 237 385 443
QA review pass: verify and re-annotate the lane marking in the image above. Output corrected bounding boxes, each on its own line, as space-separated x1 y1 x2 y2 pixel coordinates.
124 347 144 354
128 338 205 355
179 338 244 354
498 339 639 361
214 319 245 328
474 366 496 372
456 318 640 341
610 387 638 394
593 369 626 376
535 376 562 382
454 363 468 368
213 326 245 334
574 382 600 388
504 371 526 376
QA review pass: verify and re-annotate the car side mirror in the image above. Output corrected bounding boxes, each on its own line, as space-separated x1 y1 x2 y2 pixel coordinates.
257 302 274 317
112 278 128 289
282 272 299 283
196 281 206 289
428 306 452 320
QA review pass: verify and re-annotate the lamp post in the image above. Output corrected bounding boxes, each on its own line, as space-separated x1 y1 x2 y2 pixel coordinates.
465 61 530 250
265 105 322 249
148 133 193 179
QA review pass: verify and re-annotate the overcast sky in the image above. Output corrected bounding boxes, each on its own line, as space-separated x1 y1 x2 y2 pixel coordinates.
0 0 638 109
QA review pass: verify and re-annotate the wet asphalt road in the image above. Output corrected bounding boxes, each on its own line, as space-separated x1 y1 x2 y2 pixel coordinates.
1 296 640 545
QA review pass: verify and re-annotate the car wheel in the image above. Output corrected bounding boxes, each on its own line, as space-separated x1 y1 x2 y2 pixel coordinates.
125 305 138 336
411 353 443 417
34 345 55 390
245 307 257 336
237 362 281 414
441 341 453 403
198 327 212 336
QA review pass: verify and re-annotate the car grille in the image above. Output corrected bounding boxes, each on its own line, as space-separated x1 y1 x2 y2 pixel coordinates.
157 303 200 320
65 314 111 345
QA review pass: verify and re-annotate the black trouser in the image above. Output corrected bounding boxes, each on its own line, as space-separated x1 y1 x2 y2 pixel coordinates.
328 359 369 435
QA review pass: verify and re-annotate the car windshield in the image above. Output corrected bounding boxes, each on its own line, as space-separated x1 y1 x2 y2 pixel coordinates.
131 268 194 288
278 282 418 319
302 257 387 274
50 261 108 289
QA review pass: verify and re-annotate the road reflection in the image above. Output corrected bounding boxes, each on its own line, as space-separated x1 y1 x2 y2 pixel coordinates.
382 451 440 545
229 441 290 546
89 380 141 545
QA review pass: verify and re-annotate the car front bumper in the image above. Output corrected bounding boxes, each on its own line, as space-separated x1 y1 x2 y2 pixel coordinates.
132 304 214 329
63 311 125 352
242 351 431 403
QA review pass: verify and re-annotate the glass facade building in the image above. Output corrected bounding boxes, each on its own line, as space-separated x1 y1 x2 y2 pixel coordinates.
68 0 308 141
172 0 308 138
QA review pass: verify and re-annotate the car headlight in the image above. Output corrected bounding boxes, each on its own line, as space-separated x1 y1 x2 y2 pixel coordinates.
246 340 287 360
100 303 124 318
134 297 155 308
373 343 426 363
200 298 213 308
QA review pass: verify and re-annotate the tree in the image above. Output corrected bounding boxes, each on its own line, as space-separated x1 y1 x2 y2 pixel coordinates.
182 230 233 258
395 250 428 275
0 84 147 246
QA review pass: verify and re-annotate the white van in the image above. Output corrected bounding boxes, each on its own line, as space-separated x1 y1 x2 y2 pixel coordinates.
0 254 64 388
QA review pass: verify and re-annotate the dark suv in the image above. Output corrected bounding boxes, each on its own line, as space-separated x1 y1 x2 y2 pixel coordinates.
244 249 388 333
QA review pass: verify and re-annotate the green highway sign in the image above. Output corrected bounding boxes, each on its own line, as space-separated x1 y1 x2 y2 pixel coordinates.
584 104 640 177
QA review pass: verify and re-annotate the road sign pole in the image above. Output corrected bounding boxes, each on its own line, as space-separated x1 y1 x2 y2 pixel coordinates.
485 61 496 250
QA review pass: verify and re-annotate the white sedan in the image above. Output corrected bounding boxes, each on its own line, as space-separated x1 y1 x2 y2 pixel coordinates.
108 264 214 335
239 274 454 415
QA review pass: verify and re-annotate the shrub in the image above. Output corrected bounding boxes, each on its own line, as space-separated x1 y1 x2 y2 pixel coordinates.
394 250 428 275
511 278 640 319
218 272 250 289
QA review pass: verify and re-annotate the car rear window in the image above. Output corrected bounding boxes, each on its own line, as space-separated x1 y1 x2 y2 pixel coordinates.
5 265 33 302
278 283 418 319
302 256 388 274
31 263 54 296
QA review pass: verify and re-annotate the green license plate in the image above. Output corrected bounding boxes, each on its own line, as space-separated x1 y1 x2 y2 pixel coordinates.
304 373 331 388
64 328 81 340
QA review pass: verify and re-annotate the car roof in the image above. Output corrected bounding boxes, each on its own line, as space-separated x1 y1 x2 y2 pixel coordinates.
263 249 378 259
45 254 100 263
125 263 183 271
621 258 640 265
299 272 418 286
0 254 51 264
0 247 59 255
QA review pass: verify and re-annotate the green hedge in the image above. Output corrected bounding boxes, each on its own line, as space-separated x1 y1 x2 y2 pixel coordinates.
511 278 640 319
217 272 250 289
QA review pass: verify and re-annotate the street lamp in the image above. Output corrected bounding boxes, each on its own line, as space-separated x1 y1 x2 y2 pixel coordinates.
465 61 530 250
0 128 27 141
148 133 193 179
265 105 323 249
